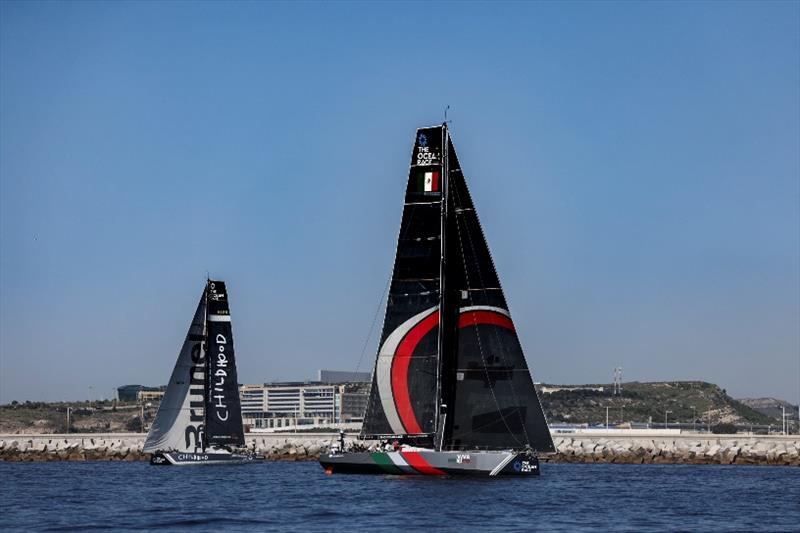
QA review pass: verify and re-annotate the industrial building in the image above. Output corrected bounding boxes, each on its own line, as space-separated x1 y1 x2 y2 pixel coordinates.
116 384 166 402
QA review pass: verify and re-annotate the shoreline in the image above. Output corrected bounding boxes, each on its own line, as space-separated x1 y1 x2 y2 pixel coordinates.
1 432 798 465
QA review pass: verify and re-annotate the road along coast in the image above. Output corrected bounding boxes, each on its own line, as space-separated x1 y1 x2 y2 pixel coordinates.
1 432 798 465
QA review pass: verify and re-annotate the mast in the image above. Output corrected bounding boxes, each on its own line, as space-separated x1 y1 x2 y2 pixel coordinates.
201 280 209 452
435 123 449 450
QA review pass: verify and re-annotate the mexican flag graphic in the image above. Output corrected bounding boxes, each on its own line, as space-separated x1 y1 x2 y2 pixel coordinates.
417 170 440 193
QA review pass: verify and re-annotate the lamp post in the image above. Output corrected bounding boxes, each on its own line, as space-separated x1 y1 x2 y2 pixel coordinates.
691 405 696 432
782 406 789 436
665 410 672 430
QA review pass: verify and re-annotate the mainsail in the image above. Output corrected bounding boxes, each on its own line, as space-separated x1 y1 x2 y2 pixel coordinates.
143 291 207 453
362 127 445 438
204 280 245 447
362 125 554 453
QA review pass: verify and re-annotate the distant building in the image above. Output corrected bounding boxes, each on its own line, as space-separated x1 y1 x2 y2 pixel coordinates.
117 384 165 402
239 379 370 429
318 369 371 384
340 384 369 422
137 390 165 402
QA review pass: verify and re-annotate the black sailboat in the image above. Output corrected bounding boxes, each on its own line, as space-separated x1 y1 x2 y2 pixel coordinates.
320 125 554 476
144 280 261 466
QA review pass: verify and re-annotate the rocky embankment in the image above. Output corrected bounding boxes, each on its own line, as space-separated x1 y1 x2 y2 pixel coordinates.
1 433 798 466
551 435 799 465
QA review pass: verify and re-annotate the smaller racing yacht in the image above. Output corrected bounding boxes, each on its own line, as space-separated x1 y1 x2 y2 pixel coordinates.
144 280 262 466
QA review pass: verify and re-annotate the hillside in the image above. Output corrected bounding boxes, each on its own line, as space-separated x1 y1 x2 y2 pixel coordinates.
538 381 777 427
738 397 799 420
0 400 158 435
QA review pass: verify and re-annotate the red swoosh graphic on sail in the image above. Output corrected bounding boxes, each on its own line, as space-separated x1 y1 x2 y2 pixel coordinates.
391 311 440 434
459 310 515 331
390 308 515 435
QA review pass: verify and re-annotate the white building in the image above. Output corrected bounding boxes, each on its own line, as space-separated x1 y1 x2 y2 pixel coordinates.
238 381 368 430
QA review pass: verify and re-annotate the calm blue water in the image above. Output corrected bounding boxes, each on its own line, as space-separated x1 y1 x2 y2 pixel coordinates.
1 461 798 532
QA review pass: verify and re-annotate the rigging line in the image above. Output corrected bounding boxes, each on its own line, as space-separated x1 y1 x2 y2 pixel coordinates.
354 275 392 375
451 178 525 448
362 187 423 433
452 165 538 446
455 179 534 446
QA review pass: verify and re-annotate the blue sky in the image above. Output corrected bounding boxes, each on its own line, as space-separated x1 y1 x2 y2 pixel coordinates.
1 1 798 403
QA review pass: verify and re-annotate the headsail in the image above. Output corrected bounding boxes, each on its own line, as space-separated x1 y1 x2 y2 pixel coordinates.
362 127 445 439
441 136 555 453
204 280 245 448
143 291 207 454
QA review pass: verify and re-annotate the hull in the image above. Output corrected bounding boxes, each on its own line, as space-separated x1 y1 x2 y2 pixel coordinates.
319 449 540 476
150 451 263 466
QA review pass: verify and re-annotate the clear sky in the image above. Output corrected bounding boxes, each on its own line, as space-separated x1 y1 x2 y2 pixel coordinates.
1 1 798 403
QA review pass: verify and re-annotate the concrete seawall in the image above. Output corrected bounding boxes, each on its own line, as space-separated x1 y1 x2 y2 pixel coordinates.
1 432 798 466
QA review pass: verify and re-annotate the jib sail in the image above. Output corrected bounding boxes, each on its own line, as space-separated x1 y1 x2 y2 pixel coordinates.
362 126 446 439
204 280 245 448
440 134 554 453
143 290 207 453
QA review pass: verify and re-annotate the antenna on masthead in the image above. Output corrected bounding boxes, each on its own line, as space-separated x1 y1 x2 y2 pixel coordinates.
444 105 450 124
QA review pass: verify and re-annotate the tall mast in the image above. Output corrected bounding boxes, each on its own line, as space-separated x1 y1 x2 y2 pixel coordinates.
435 123 449 450
201 281 209 453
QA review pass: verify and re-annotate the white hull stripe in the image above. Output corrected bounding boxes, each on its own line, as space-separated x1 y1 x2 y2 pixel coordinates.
207 314 231 322
376 306 438 435
386 451 416 473
489 452 516 476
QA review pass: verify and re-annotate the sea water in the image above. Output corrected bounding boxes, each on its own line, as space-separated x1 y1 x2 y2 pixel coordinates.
1 461 798 531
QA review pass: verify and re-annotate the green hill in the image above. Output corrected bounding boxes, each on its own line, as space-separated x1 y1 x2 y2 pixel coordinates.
538 381 776 428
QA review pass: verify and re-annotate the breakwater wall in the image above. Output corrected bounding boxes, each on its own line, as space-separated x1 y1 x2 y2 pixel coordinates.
1 433 798 466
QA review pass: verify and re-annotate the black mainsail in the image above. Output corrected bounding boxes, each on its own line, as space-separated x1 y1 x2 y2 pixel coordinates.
204 280 245 448
362 126 445 439
362 125 554 454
